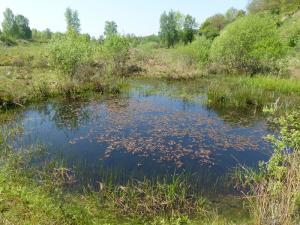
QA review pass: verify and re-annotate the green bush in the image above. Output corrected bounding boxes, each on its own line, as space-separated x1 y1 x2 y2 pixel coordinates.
48 32 92 76
176 37 212 69
0 35 17 46
280 16 300 50
210 14 287 75
102 35 130 75
190 36 212 68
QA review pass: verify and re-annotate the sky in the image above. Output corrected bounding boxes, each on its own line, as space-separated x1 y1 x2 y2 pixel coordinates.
0 0 249 37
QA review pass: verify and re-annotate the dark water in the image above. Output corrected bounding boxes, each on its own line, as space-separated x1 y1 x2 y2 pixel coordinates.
9 79 272 190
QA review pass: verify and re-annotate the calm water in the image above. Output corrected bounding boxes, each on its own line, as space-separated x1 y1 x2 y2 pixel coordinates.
8 79 272 190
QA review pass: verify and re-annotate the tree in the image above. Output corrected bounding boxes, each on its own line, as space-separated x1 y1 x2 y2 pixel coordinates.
159 10 179 48
15 15 32 39
103 35 130 75
225 7 246 23
199 14 227 40
210 14 287 74
182 14 197 44
104 21 118 37
2 8 18 37
65 7 81 33
48 32 91 76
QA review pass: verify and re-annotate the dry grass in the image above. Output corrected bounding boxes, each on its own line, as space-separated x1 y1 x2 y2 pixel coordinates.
250 154 300 225
130 47 201 80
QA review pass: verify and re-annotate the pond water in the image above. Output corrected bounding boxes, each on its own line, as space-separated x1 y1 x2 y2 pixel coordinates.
8 79 273 191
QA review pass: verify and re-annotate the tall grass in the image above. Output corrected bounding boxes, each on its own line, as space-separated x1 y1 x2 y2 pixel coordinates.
207 75 300 111
237 110 300 225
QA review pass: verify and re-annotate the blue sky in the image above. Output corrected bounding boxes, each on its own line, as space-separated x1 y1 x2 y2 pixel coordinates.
0 0 249 37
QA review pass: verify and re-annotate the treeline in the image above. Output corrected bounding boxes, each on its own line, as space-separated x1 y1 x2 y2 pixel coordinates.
1 0 300 76
0 8 59 44
0 7 128 45
159 0 300 47
159 8 245 48
158 0 300 75
1 8 31 39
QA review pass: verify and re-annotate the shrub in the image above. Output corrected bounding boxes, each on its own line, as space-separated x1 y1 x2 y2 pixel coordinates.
48 32 92 76
175 37 212 70
243 110 300 225
0 35 17 46
280 16 300 50
188 36 212 68
102 35 130 75
210 14 287 75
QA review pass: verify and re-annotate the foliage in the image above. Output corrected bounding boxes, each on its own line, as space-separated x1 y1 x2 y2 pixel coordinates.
240 110 300 224
210 14 287 75
248 0 300 14
159 10 180 48
102 35 130 75
1 8 18 38
182 15 198 44
199 14 227 40
140 34 161 45
207 75 300 111
160 11 198 47
176 36 212 69
1 8 31 40
0 35 17 46
279 16 300 49
104 21 118 38
15 15 32 39
48 32 92 76
32 28 52 42
65 7 81 34
199 8 245 40
191 36 212 68
225 7 246 23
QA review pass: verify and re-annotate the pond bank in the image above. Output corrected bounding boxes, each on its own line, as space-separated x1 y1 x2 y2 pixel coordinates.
0 76 299 224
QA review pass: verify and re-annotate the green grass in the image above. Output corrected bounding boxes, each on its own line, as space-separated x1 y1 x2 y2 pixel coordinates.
0 41 129 109
0 66 126 108
207 75 300 111
1 40 300 225
0 146 251 225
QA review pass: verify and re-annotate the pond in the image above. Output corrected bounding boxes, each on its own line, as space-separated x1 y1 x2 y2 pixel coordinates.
7 79 273 192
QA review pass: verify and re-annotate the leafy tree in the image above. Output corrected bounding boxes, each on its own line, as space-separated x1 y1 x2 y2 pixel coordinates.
65 7 81 33
199 14 227 40
48 32 91 75
210 14 287 74
15 15 32 39
159 10 179 48
225 7 246 23
2 8 18 38
182 15 197 44
199 8 245 40
103 35 130 75
104 21 118 37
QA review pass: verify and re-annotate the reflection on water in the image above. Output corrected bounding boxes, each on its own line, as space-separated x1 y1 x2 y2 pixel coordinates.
9 79 272 191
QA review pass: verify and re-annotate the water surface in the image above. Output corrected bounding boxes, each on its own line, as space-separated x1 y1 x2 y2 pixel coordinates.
9 79 272 190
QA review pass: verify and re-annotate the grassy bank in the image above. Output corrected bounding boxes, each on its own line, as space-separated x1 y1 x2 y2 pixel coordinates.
0 41 128 109
1 108 299 225
0 146 250 225
207 75 300 111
